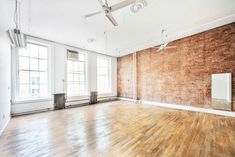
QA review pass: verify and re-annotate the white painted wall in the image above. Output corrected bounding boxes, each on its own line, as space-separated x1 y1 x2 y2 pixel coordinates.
11 36 117 115
54 43 66 94
0 27 11 135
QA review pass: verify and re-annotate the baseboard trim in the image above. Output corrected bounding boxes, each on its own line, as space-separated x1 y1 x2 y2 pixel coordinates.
66 96 117 107
118 97 235 117
118 97 137 102
12 108 54 117
0 116 10 136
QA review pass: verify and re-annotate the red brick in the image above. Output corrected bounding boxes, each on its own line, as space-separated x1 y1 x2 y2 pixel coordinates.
117 22 235 111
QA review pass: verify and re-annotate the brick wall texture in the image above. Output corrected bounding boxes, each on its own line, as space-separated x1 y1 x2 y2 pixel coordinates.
117 54 134 98
117 22 235 111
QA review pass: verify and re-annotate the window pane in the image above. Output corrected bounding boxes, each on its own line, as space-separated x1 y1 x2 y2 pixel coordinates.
40 84 48 96
67 60 73 72
98 75 109 92
73 83 79 94
74 74 79 82
39 59 47 71
98 76 108 84
19 71 29 84
68 73 73 82
19 48 29 57
29 44 39 58
17 42 49 99
31 89 39 97
79 53 85 61
68 74 73 82
30 72 39 85
39 46 47 59
98 67 107 75
39 72 47 84
67 84 74 96
79 74 85 82
103 60 108 67
67 53 87 96
98 59 105 67
78 61 84 72
30 58 39 71
78 84 85 91
97 57 111 94
19 56 29 70
19 84 29 97
73 61 78 72
30 74 39 97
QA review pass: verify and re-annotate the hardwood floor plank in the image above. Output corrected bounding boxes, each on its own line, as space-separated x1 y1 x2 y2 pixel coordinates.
0 101 235 157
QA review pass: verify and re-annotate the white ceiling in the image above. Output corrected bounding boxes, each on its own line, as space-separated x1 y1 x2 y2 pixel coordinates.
0 0 235 56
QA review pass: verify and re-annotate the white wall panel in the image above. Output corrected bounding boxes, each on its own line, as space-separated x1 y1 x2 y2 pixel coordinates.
54 44 66 94
0 28 11 135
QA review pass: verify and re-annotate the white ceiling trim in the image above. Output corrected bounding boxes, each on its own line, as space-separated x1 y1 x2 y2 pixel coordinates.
118 14 235 57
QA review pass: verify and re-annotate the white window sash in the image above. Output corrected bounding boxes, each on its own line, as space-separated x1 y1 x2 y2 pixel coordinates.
13 40 52 102
66 50 88 97
97 56 112 94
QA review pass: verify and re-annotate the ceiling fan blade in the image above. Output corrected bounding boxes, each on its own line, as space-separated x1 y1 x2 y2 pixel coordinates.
83 10 103 18
110 0 136 12
105 13 118 26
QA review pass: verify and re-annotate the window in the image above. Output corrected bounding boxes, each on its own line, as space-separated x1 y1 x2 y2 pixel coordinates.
97 56 111 94
17 42 50 99
67 50 87 97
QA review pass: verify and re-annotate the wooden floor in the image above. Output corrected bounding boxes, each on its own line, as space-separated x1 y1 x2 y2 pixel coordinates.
0 101 235 157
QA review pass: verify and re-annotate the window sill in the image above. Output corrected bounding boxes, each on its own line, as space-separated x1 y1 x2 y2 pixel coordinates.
98 93 114 97
13 97 53 105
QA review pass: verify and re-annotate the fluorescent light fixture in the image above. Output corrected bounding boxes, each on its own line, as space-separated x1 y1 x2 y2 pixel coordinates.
7 29 26 48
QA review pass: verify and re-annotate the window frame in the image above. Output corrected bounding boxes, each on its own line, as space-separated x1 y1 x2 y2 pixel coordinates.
97 56 112 95
13 40 52 102
66 49 88 98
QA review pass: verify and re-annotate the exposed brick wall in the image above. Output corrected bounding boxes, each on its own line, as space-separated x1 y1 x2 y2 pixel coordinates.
118 22 235 111
117 54 134 98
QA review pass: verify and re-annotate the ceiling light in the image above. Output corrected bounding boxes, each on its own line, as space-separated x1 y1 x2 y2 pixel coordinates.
7 29 26 48
130 0 147 14
7 0 26 48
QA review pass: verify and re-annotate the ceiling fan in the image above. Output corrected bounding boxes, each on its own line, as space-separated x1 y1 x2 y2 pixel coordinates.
153 29 177 52
84 0 136 26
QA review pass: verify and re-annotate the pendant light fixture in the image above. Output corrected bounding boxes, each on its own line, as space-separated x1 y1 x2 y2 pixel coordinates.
7 0 26 48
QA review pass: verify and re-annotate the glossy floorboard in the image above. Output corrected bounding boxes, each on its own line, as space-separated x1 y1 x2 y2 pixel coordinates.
0 101 235 157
